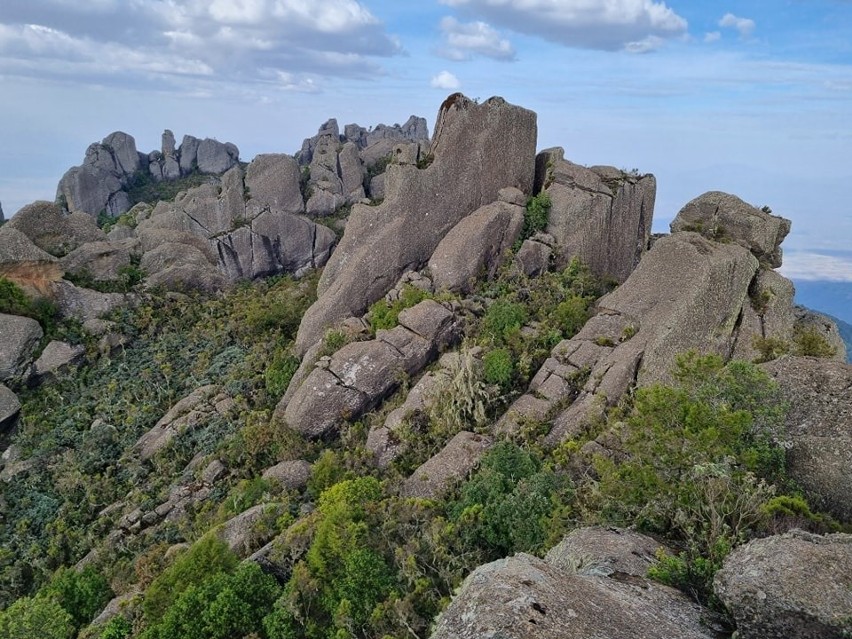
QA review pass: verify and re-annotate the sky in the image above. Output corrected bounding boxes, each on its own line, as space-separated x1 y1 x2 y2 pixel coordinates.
1 0 851 286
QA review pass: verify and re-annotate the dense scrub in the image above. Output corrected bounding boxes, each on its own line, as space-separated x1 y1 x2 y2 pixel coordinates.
1 251 842 638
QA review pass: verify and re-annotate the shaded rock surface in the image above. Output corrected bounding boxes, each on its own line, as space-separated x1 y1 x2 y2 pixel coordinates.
262 460 312 491
0 226 64 293
401 431 493 499
539 149 655 283
761 356 852 521
0 313 43 383
431 551 718 639
50 281 126 323
671 191 791 268
295 94 537 355
32 340 85 383
0 384 21 433
714 531 852 639
6 201 105 256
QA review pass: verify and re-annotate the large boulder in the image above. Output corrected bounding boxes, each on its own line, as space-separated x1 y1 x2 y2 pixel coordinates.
402 431 492 499
141 243 225 293
244 154 305 215
50 281 126 323
540 151 656 283
61 240 137 282
6 201 105 256
671 191 791 268
428 191 525 293
760 356 852 521
714 531 852 639
31 340 85 383
196 138 240 174
0 226 63 293
431 552 717 639
731 268 797 362
295 94 537 355
0 313 42 383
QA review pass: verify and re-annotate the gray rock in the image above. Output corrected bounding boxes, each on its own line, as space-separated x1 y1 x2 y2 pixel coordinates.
338 142 366 202
262 460 312 490
429 198 525 293
197 138 239 174
89 590 140 628
102 131 141 177
401 431 492 499
160 130 181 180
295 94 537 355
50 281 126 323
179 135 201 175
141 243 225 293
545 526 674 577
32 340 85 382
133 385 220 461
431 552 716 639
714 531 852 639
305 189 346 216
60 239 137 282
0 384 21 433
57 164 128 218
732 268 796 362
671 191 791 268
0 313 43 383
793 307 847 362
543 156 655 284
6 201 104 256
760 356 852 521
513 234 554 277
297 118 340 165
0 226 64 293
201 459 227 484
245 154 305 214
218 503 285 556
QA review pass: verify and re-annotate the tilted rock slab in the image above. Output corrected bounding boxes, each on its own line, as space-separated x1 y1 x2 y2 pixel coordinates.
431 552 717 639
294 94 537 356
671 191 790 268
282 300 459 439
428 188 525 294
714 531 852 639
0 384 21 433
0 226 63 293
761 356 852 522
401 431 493 500
537 148 656 284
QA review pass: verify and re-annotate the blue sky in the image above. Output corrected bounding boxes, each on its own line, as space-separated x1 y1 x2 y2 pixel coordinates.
1 0 851 284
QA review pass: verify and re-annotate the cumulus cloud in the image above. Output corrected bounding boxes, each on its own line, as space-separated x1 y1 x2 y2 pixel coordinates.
719 13 755 38
438 16 515 61
431 70 461 89
779 252 852 282
704 31 721 43
439 0 687 51
0 0 401 91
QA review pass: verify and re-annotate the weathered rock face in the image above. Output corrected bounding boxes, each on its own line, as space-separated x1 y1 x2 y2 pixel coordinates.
428 191 525 294
794 307 847 362
6 201 105 256
282 299 459 439
295 94 538 355
31 340 85 384
431 552 717 639
539 150 656 284
50 281 126 324
299 115 429 166
141 242 225 294
401 431 493 500
760 356 852 521
218 503 285 556
60 240 137 282
261 460 312 491
245 154 305 215
0 313 43 383
714 531 852 639
671 191 791 268
0 226 64 293
0 384 21 433
731 268 796 361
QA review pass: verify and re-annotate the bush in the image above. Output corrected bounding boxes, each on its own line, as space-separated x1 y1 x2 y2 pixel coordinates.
518 193 551 243
482 300 527 342
483 348 514 388
44 566 113 630
0 595 74 639
368 285 429 332
793 327 836 358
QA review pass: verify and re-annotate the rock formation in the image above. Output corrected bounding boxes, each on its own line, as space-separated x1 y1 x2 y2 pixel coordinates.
294 94 537 355
537 148 656 283
0 313 42 384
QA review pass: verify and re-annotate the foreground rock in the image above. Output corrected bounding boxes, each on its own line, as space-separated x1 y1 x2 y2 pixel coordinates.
32 340 85 383
6 201 105 256
0 384 21 433
538 149 656 283
295 94 537 355
431 551 717 639
401 431 493 499
0 226 63 293
0 313 43 383
714 530 852 639
761 356 852 521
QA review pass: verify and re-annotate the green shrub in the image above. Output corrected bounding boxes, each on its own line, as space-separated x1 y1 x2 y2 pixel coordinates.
518 192 551 244
483 300 527 342
44 566 113 630
550 295 591 337
0 277 59 332
0 595 74 639
793 327 837 358
97 616 132 639
265 352 300 397
483 348 514 388
368 285 429 332
753 336 790 363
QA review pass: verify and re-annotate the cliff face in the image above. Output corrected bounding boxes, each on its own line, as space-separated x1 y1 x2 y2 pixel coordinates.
0 94 849 639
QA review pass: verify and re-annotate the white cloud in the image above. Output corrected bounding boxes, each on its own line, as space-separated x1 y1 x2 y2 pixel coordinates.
438 16 515 61
779 252 852 282
431 70 461 90
0 0 402 90
719 13 755 38
704 31 721 43
624 35 664 54
439 0 687 51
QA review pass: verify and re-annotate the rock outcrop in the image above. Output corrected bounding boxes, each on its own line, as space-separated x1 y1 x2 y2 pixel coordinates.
0 384 21 433
0 226 64 293
431 551 718 639
761 356 852 521
0 313 43 384
295 94 537 355
31 340 85 384
538 149 656 283
6 201 105 256
282 299 459 439
401 431 493 499
714 531 852 639
671 191 791 268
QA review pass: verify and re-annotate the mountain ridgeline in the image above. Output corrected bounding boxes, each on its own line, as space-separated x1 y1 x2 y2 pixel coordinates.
0 94 850 639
